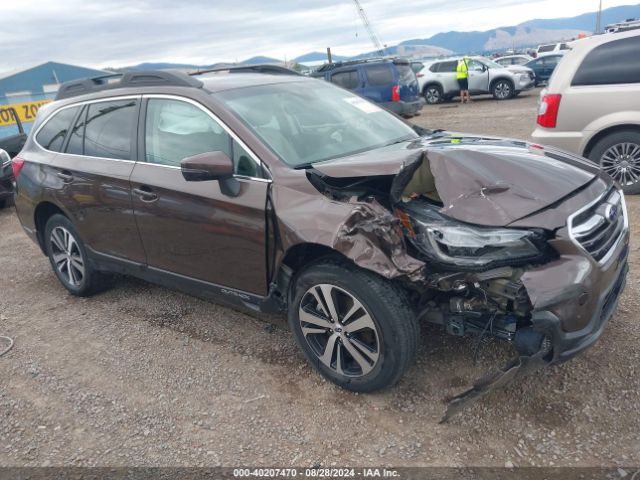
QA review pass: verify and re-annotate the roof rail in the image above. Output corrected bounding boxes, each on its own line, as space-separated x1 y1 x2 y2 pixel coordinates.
55 70 204 100
314 56 409 73
190 64 302 77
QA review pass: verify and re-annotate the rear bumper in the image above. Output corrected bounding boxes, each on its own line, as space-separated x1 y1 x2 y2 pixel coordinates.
531 128 585 156
382 98 425 116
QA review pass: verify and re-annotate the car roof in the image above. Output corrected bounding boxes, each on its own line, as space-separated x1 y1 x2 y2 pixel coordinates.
199 72 313 93
567 28 640 55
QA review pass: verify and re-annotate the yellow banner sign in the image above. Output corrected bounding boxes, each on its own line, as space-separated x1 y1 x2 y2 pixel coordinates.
0 100 51 127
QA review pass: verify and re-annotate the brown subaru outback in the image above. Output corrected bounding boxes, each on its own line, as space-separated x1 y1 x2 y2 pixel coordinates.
11 69 629 415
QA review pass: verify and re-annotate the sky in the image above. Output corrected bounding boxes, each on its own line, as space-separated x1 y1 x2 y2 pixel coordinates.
0 0 634 71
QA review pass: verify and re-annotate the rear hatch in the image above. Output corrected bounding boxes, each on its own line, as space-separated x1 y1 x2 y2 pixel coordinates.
394 62 420 102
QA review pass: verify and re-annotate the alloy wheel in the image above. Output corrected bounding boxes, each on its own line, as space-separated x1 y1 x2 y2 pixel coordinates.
494 81 511 99
600 142 640 187
298 284 380 377
425 87 441 104
50 226 85 287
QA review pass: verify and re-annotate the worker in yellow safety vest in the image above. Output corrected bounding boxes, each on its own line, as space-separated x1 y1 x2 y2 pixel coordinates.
456 56 471 104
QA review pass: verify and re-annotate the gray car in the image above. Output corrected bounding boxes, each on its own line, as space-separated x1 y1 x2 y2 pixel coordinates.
418 56 536 104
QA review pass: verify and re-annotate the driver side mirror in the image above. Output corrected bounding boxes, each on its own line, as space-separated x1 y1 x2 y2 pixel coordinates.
180 151 240 196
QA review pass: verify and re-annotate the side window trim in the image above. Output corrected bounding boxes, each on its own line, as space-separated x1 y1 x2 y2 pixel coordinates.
33 95 141 163
140 94 270 182
60 105 85 154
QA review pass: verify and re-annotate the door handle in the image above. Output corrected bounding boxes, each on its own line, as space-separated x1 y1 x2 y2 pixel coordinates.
133 186 158 202
56 171 74 183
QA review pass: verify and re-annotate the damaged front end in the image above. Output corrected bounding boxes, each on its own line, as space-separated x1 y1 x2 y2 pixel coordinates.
307 140 629 420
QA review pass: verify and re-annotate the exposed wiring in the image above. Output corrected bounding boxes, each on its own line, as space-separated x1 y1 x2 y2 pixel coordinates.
473 310 496 364
0 335 14 357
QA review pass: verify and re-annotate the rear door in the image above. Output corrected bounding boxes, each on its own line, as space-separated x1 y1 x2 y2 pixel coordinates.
129 95 269 295
36 98 146 263
433 61 458 94
0 107 27 158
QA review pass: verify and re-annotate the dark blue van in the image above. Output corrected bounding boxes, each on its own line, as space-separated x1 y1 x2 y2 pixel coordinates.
312 58 424 116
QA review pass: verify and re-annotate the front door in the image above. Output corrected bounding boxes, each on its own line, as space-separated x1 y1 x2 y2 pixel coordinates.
467 59 490 93
130 96 269 295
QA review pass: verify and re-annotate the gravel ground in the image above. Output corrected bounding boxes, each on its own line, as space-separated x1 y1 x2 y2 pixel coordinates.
1 89 639 468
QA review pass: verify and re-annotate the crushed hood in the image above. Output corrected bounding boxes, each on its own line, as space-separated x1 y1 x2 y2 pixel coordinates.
312 139 599 227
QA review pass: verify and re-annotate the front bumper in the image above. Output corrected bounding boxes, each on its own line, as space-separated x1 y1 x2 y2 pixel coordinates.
532 243 628 363
382 98 425 116
516 75 536 92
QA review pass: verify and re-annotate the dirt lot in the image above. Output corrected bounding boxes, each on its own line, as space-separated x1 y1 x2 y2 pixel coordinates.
1 90 639 468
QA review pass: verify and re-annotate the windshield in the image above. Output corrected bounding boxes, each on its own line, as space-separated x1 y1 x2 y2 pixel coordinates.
478 58 504 69
215 81 418 167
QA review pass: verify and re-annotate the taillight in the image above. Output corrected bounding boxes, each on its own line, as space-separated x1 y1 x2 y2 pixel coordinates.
537 94 562 128
12 157 25 178
416 73 424 78
391 85 400 102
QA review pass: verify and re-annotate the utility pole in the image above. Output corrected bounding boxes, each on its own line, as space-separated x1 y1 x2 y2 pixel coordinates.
596 0 603 34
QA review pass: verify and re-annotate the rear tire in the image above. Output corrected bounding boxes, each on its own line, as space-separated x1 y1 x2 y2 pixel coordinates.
588 130 640 195
288 260 419 392
44 214 110 296
423 84 443 104
492 79 514 100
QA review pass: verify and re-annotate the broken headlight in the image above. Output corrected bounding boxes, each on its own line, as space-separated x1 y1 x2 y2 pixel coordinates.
418 222 545 268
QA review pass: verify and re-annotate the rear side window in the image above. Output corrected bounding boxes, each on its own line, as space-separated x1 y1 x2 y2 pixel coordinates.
560 43 569 50
538 45 555 53
36 106 80 152
331 70 359 90
436 61 458 73
396 64 416 85
84 100 137 160
364 64 394 86
572 36 640 86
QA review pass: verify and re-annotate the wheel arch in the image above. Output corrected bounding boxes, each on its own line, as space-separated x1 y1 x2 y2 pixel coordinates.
34 201 67 254
422 81 445 96
276 243 351 299
490 76 515 91
583 124 640 158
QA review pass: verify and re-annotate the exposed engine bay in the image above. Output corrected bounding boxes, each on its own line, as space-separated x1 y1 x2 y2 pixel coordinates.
303 144 619 420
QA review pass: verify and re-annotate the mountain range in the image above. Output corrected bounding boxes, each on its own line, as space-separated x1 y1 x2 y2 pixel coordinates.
120 3 639 71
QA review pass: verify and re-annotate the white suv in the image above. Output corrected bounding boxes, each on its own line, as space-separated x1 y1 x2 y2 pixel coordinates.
417 56 535 104
531 30 640 194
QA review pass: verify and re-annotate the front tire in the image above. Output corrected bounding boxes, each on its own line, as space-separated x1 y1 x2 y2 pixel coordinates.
44 214 109 296
492 79 514 100
288 260 419 392
589 130 640 195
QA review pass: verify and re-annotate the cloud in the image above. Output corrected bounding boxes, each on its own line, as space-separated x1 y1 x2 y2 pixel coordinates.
0 0 632 71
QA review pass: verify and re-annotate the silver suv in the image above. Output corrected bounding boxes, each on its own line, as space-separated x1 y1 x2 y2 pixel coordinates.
418 56 535 104
531 29 640 194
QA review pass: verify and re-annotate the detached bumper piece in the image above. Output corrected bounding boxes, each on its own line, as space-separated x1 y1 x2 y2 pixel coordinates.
442 250 628 422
